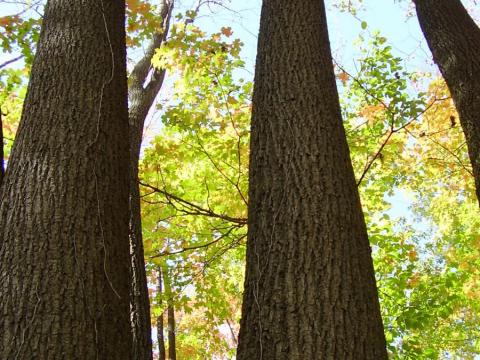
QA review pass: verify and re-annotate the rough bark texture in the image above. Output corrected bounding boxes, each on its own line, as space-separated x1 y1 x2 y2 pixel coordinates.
156 268 166 360
236 1 388 359
414 0 480 204
0 1 132 359
128 2 173 359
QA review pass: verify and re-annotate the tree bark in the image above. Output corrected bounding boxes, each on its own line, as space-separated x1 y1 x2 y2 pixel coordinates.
167 304 176 360
236 1 387 359
414 0 480 204
162 265 177 360
157 267 166 360
128 2 173 359
0 0 132 359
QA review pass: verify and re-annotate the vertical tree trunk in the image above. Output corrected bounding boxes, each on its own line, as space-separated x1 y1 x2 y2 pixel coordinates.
414 0 480 204
162 265 177 360
128 2 173 358
167 304 176 360
157 267 167 360
237 1 387 359
0 0 132 358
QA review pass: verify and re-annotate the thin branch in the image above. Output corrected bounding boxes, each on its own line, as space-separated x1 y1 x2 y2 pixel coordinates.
194 134 249 205
149 226 244 258
426 137 473 176
139 180 247 225
356 96 448 186
0 55 24 70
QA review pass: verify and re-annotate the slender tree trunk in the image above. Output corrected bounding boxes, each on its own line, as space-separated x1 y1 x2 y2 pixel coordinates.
128 2 173 359
161 263 177 360
414 0 480 204
236 1 387 359
167 304 176 360
0 0 132 358
226 319 238 346
157 267 167 360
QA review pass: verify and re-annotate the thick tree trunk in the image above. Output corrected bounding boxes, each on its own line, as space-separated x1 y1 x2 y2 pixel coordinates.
157 267 167 360
0 1 132 359
414 0 480 204
236 1 387 359
128 2 173 359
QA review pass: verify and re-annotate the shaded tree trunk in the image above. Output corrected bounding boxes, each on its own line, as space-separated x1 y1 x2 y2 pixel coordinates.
162 265 177 360
414 0 480 204
236 0 387 359
167 304 176 360
157 267 167 360
0 0 132 358
128 1 173 359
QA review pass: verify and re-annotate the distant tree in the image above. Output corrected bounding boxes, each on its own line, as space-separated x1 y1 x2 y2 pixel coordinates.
128 1 174 358
0 0 132 358
157 267 167 360
236 0 388 359
413 0 480 205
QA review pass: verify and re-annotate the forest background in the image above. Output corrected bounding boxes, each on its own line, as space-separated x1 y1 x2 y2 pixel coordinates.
1 0 480 358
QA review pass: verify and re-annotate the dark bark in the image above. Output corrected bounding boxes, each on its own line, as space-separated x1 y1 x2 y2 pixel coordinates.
0 111 4 188
414 0 480 204
0 0 132 359
167 304 176 360
236 1 387 359
157 267 166 360
162 266 177 360
128 2 173 359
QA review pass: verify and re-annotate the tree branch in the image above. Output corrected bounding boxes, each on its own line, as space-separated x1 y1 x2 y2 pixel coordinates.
0 55 24 70
139 180 247 225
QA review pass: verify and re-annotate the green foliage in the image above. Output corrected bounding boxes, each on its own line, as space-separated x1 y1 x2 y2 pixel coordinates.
141 17 250 357
0 15 41 65
126 0 165 47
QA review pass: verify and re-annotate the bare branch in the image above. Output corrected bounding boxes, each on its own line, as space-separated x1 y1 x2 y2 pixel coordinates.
139 180 247 225
0 55 24 70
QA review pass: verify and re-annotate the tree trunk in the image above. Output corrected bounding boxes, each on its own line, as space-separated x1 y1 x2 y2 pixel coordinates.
157 267 166 360
236 1 388 359
128 2 173 359
0 0 132 359
162 265 177 360
167 304 176 360
414 0 480 204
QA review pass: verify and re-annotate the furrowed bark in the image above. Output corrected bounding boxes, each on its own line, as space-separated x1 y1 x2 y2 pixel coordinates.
128 1 173 359
0 0 132 358
236 0 388 359
414 0 480 205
